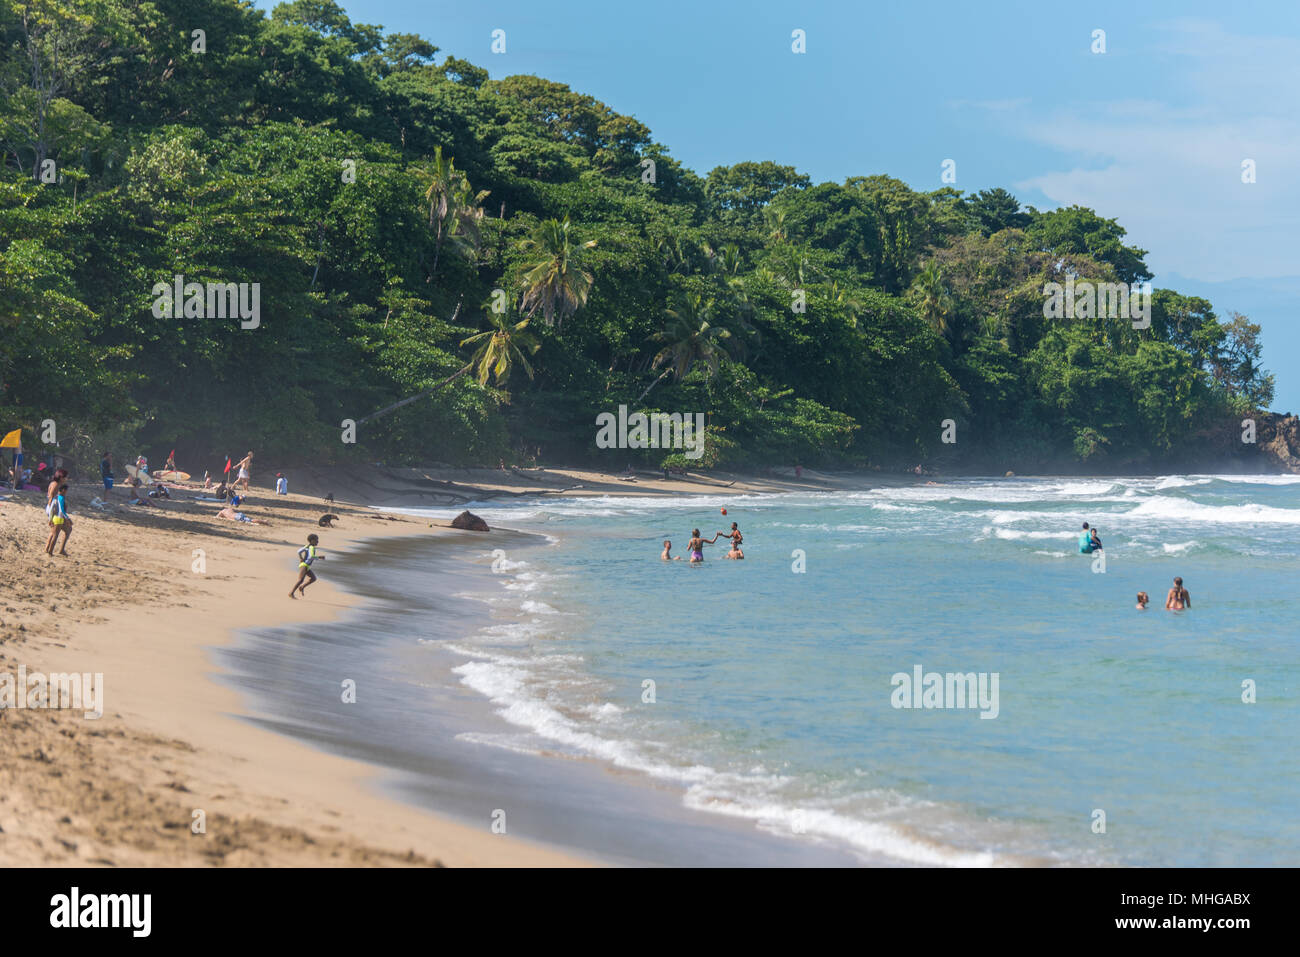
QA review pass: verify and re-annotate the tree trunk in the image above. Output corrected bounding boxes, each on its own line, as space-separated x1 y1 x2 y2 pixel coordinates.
635 368 671 404
357 363 471 425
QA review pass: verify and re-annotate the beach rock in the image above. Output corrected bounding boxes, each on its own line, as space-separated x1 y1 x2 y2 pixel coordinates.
1258 413 1300 473
450 510 490 532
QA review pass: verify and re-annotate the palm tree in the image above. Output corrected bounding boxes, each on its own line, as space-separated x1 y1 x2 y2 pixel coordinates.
912 260 956 343
518 217 597 330
461 313 540 386
764 207 788 243
636 293 734 403
417 146 490 280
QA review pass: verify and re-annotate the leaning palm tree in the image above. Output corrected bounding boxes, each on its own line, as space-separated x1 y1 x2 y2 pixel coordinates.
518 217 597 330
460 313 540 387
636 293 734 403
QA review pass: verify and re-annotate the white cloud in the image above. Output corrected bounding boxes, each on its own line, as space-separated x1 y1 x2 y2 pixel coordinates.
992 21 1300 280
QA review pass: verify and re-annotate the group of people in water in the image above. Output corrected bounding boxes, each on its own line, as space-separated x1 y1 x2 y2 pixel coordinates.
663 522 744 562
1082 521 1192 611
1136 578 1191 611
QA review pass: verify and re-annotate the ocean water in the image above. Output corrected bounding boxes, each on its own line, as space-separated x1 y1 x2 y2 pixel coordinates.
383 475 1300 866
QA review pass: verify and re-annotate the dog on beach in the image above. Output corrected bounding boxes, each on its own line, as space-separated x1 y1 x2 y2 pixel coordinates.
318 513 339 528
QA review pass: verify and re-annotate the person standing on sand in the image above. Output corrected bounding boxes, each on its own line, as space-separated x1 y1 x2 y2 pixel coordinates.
233 451 253 491
44 467 66 512
275 472 287 495
45 483 71 555
1165 577 1191 611
289 534 324 597
100 452 114 495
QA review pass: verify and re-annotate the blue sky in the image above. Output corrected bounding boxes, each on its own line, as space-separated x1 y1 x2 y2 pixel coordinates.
265 0 1300 412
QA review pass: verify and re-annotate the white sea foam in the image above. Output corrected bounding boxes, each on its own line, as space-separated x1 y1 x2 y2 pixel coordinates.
694 796 997 867
1127 496 1300 525
451 649 1005 867
983 527 1077 541
520 599 560 615
1154 476 1212 490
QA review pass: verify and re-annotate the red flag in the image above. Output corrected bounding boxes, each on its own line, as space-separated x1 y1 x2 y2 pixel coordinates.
224 457 231 474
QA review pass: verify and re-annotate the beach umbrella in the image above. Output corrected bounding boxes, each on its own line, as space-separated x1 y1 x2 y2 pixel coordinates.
1 428 21 448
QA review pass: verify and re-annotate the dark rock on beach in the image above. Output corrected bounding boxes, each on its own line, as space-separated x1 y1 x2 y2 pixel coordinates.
450 510 490 532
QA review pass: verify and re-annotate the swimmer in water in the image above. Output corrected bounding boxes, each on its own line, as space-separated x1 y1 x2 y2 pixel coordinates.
661 539 681 561
718 522 744 559
1136 592 1149 610
1165 577 1190 611
686 528 718 563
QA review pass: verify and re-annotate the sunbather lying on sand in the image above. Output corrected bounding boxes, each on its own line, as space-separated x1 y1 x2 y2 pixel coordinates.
217 506 270 525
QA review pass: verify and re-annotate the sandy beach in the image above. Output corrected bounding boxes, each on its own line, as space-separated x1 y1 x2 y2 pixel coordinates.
0 464 885 867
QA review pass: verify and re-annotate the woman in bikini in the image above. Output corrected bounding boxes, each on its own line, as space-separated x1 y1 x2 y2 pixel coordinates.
686 528 719 563
1165 577 1191 611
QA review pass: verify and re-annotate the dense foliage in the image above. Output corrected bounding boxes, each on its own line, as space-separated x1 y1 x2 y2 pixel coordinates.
0 0 1275 472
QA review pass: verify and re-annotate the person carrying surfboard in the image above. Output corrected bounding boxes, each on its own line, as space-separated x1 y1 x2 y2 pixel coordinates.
289 534 324 598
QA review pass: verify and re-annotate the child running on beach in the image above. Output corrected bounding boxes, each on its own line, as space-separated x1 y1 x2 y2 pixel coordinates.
289 534 324 598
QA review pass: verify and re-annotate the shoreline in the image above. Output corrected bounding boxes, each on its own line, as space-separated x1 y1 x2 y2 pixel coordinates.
226 527 876 866
7 466 1286 866
2 465 883 866
0 485 590 866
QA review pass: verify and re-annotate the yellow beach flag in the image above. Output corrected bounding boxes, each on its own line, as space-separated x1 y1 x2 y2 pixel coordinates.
0 428 21 449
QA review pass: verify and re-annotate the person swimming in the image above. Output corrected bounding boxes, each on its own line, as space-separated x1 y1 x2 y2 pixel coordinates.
1165 577 1191 611
686 528 718 563
661 539 681 561
1089 526 1103 550
1136 591 1149 610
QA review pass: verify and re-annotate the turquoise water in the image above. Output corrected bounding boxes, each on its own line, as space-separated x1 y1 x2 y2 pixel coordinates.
400 475 1300 866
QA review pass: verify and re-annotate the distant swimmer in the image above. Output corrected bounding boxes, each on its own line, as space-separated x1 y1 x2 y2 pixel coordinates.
1136 592 1149 610
686 528 718 564
719 522 744 559
661 539 681 561
1165 577 1191 611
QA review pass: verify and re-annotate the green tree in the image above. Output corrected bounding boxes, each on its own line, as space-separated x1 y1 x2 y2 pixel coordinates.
517 216 596 330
